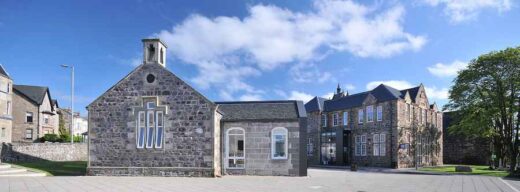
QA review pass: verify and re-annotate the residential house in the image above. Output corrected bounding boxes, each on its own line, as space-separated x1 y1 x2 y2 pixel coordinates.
12 85 59 142
0 65 13 143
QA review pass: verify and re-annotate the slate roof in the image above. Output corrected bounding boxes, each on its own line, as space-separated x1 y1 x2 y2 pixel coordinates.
320 84 421 112
401 86 421 101
13 85 50 105
216 100 306 121
305 97 326 112
52 99 59 108
0 64 11 79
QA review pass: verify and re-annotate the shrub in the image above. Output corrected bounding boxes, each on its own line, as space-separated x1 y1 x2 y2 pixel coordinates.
42 134 59 142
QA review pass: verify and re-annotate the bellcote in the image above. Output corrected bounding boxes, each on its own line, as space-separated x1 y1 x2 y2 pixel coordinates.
142 38 167 67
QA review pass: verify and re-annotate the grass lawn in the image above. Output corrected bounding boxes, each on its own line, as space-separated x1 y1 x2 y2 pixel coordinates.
11 161 87 176
419 165 508 177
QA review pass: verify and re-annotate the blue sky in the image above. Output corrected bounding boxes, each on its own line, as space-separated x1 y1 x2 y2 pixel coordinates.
1 0 519 115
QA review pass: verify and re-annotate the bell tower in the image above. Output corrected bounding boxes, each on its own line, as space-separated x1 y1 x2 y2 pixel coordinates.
142 38 167 67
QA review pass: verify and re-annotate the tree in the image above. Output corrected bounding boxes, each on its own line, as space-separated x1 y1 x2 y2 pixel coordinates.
445 47 520 172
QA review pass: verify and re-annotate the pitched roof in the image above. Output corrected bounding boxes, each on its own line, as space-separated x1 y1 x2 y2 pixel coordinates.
305 97 326 112
13 85 49 105
0 64 11 79
216 100 306 121
52 99 59 108
401 86 421 101
323 84 416 112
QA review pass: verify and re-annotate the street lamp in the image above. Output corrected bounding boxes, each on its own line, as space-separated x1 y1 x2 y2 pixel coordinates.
61 64 74 144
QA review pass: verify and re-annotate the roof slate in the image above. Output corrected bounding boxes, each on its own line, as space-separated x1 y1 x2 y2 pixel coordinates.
13 85 49 105
318 84 422 112
0 64 11 79
304 97 326 112
216 100 305 121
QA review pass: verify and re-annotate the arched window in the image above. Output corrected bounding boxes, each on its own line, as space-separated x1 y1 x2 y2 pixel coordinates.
226 128 245 168
160 48 164 64
271 127 288 159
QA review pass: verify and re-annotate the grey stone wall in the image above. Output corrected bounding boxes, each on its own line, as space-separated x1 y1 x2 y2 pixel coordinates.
87 63 217 177
306 111 321 166
1 143 87 162
221 121 303 176
12 92 38 142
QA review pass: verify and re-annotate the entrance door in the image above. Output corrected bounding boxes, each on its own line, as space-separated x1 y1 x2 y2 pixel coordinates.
225 128 245 169
343 132 349 164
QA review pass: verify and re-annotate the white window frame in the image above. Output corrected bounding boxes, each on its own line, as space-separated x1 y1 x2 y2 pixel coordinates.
307 138 313 156
226 127 246 169
422 109 426 124
25 128 33 139
343 112 348 126
136 111 146 149
146 102 156 109
377 106 383 121
26 112 33 123
355 135 366 156
321 114 327 127
44 114 49 124
145 111 155 148
271 127 288 160
154 111 164 148
373 133 386 156
366 105 373 122
358 109 364 124
332 112 339 126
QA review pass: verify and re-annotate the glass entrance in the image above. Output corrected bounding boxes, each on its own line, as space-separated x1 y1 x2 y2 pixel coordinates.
321 132 336 165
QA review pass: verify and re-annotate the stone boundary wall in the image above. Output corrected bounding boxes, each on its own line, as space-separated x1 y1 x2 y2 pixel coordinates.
1 143 87 162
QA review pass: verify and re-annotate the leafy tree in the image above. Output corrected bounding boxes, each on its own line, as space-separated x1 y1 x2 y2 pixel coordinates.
445 47 520 172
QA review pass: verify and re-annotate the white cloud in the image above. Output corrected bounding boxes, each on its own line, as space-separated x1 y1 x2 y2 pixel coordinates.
288 91 314 102
290 63 334 83
239 94 263 101
425 86 449 100
422 0 512 23
157 0 425 100
427 60 467 77
366 80 414 90
322 92 334 99
344 83 356 91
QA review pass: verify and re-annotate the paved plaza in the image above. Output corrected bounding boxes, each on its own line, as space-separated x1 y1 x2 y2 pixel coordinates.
0 168 519 192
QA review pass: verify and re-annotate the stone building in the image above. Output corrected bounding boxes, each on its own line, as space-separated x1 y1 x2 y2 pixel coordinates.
306 84 443 168
0 65 13 144
86 39 307 177
12 85 60 142
442 111 490 165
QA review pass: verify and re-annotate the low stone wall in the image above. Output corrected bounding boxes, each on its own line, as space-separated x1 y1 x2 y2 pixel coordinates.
1 143 87 162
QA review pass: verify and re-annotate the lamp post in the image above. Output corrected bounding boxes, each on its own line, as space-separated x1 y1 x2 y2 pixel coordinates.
61 64 74 144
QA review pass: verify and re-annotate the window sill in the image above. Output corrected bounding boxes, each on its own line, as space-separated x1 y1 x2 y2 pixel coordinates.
225 167 245 170
271 157 288 160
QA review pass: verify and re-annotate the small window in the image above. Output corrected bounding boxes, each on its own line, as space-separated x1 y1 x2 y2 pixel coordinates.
307 138 313 156
343 112 348 126
1 128 5 138
146 74 155 83
366 105 373 122
26 112 33 123
25 128 33 139
160 48 164 64
6 101 10 115
146 102 156 109
321 114 327 127
44 114 49 124
332 112 339 126
377 106 383 121
358 109 364 124
6 83 10 93
271 127 288 159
